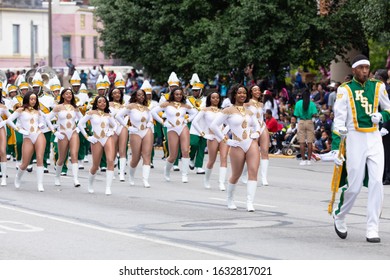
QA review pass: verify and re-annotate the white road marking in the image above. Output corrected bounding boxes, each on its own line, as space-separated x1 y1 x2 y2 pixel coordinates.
0 204 243 259
0 221 44 232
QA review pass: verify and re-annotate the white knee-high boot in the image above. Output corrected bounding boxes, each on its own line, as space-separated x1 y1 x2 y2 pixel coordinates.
181 158 190 183
240 164 248 184
142 165 151 188
36 166 44 192
119 158 126 182
219 167 227 191
72 163 80 187
55 164 63 186
88 172 96 193
129 166 136 185
14 168 25 188
227 182 237 210
164 161 174 181
246 180 257 212
105 170 114 195
1 162 7 186
260 159 269 186
204 167 212 189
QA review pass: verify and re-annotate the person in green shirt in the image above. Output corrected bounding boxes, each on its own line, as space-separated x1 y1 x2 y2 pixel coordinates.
293 89 318 165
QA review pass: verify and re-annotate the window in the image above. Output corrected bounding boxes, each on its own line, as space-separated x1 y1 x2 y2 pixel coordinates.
62 36 71 59
13 24 20 54
80 14 85 29
93 36 98 59
81 36 85 59
33 25 38 54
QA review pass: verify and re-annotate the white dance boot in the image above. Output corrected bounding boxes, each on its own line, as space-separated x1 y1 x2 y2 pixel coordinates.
119 158 126 182
142 165 151 188
72 163 80 187
240 164 248 184
14 168 25 188
260 159 269 186
105 170 114 195
227 182 237 210
36 166 44 192
181 158 190 183
204 167 212 189
55 164 63 186
88 172 96 193
246 180 257 212
164 161 174 181
218 167 227 191
1 162 7 186
129 166 136 185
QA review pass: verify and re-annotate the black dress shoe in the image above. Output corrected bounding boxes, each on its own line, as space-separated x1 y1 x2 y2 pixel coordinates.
334 223 347 239
366 237 381 243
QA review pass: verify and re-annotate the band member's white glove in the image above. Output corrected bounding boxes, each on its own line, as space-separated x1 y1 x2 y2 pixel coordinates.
338 127 348 136
38 123 46 129
54 131 65 140
87 136 98 144
226 139 240 147
128 126 138 133
163 121 173 128
333 150 345 166
106 130 114 137
203 134 215 141
18 128 30 136
146 122 154 128
250 132 260 139
0 120 5 129
380 127 389 137
370 112 382 124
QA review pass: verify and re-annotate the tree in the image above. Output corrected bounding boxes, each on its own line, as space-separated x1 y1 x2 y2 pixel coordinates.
92 0 389 87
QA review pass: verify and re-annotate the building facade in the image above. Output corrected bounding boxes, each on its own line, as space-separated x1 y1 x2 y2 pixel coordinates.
0 0 113 70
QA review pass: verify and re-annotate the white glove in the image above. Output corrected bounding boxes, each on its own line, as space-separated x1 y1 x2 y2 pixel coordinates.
0 120 5 129
106 130 114 137
38 122 46 129
87 136 98 144
18 128 29 136
333 150 345 166
128 126 138 133
54 131 65 140
250 132 260 139
203 134 215 141
380 127 389 137
338 127 348 136
163 121 173 128
161 113 167 119
75 127 80 133
146 122 154 128
226 139 240 147
370 112 382 124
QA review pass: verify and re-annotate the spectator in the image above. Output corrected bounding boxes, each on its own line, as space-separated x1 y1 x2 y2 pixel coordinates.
108 70 116 86
327 81 340 112
88 66 98 90
80 70 88 86
263 90 279 120
98 64 106 76
66 58 75 76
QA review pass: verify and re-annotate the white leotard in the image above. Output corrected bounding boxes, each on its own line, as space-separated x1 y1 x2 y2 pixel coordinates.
46 104 83 140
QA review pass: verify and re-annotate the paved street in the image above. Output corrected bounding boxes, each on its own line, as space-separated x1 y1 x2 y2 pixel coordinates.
0 150 389 260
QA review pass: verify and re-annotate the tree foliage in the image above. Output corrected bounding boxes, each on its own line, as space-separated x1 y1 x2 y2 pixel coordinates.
92 0 390 86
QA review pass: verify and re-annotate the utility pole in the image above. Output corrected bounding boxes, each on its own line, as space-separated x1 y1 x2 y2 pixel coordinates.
48 0 53 67
31 20 35 68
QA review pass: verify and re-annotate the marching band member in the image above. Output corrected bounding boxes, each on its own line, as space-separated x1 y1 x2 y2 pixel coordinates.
33 72 55 173
46 88 83 187
152 86 198 183
108 86 128 181
191 91 229 190
78 96 117 195
6 91 51 192
4 84 18 163
188 73 207 174
210 84 261 212
72 71 89 170
0 82 11 186
246 85 270 186
116 89 154 187
159 72 181 171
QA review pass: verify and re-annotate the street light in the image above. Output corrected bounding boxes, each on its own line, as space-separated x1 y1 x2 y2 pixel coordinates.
48 0 53 67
